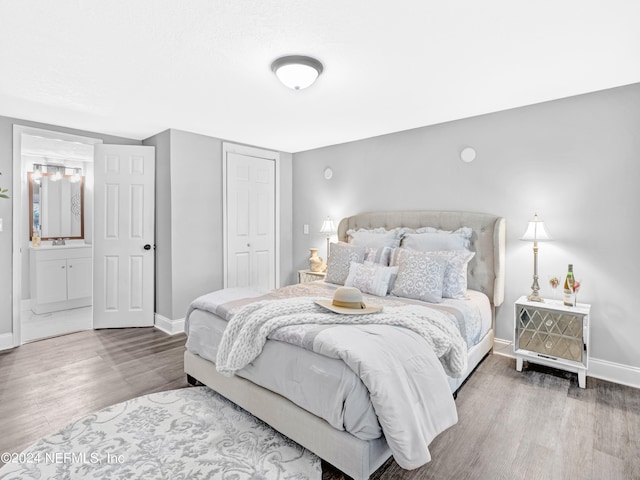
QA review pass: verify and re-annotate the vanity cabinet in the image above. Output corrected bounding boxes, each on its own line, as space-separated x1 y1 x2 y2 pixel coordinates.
30 245 92 314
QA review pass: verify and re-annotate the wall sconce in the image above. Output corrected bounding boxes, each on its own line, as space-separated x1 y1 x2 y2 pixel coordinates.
520 213 552 302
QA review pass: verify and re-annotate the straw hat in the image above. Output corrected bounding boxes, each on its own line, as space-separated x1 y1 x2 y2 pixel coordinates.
315 286 382 315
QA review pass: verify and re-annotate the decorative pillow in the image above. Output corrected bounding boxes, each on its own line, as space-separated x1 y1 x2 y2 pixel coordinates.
325 242 366 285
403 226 472 251
347 228 404 249
345 262 398 297
391 248 475 299
364 246 392 266
428 250 475 298
391 250 447 303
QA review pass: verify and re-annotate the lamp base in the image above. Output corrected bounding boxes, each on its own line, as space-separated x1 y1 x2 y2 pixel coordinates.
527 292 545 302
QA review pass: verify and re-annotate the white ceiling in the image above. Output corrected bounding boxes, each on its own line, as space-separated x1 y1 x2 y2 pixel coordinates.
1 1 639 153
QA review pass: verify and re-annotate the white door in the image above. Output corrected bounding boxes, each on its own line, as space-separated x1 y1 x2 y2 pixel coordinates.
224 145 278 290
93 145 155 328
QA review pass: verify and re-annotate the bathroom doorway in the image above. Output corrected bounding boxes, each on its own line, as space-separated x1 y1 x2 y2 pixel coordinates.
12 126 102 343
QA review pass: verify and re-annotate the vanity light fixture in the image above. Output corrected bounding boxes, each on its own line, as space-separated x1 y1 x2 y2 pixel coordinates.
32 164 42 181
30 163 83 182
271 55 323 90
69 168 82 183
51 166 63 182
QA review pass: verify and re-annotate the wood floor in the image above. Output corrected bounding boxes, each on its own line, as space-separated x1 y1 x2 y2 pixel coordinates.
0 327 188 459
1 328 638 479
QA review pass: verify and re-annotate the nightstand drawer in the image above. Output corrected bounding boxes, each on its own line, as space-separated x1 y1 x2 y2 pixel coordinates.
516 305 586 363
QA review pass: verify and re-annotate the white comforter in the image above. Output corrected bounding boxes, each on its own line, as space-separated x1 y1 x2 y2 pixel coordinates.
216 297 466 469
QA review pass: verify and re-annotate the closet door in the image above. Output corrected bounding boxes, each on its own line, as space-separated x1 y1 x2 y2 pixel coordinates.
223 144 279 291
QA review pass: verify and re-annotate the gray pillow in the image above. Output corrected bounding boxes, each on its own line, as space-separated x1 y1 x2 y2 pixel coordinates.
325 242 366 285
391 249 447 303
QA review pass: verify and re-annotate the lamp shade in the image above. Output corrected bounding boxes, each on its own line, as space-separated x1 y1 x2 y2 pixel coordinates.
520 214 552 241
320 217 336 234
271 55 323 90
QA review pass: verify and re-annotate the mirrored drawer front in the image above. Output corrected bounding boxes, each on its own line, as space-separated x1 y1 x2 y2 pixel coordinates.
517 306 585 362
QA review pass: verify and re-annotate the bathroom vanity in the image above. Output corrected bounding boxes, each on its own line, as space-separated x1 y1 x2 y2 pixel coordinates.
30 244 92 314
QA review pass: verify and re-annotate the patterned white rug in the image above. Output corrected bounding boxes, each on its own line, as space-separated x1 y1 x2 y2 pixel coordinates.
0 386 321 480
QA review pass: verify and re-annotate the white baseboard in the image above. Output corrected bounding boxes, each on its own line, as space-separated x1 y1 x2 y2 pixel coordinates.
21 298 33 311
493 337 640 389
0 332 15 351
588 357 640 390
492 337 514 356
154 313 185 335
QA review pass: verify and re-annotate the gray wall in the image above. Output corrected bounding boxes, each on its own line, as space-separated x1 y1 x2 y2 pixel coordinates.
0 115 140 337
292 83 640 369
143 130 173 318
144 129 294 320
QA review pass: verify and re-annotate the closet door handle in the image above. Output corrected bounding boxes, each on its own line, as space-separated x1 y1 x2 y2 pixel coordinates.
143 244 151 251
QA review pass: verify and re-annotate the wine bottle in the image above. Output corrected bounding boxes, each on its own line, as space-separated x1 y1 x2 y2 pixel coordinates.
563 264 575 306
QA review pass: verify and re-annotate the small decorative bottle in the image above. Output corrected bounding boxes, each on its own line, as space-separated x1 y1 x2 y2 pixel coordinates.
31 228 40 247
309 248 324 272
563 264 575 307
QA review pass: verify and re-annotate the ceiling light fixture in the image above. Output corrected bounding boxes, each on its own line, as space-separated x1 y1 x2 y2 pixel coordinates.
271 55 323 90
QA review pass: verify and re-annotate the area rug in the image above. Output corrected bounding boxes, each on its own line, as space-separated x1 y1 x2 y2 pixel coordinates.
0 386 321 480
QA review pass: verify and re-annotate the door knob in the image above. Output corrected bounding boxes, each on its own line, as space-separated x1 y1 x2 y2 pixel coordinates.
144 244 152 250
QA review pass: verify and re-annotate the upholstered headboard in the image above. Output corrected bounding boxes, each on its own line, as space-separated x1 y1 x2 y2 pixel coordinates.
337 210 506 306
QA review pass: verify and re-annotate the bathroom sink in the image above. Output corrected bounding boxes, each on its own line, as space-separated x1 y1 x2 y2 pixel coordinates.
31 241 90 250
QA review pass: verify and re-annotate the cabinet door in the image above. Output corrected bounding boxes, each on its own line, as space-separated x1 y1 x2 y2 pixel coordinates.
67 257 93 300
36 259 67 304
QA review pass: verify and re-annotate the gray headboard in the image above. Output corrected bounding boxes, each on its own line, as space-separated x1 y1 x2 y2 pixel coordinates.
337 210 506 306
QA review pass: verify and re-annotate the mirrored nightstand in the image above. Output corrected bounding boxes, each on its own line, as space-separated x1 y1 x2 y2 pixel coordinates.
514 296 591 388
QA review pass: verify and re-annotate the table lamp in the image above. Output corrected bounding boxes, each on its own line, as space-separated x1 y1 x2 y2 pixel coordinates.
520 213 552 302
319 217 336 262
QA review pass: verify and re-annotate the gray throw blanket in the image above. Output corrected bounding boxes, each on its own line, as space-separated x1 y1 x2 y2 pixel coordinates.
215 296 466 469
216 297 467 378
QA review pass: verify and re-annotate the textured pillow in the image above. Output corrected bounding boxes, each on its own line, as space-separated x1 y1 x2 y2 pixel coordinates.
347 228 404 249
427 250 475 298
345 262 398 297
391 250 447 303
403 226 472 251
391 248 475 299
325 242 366 285
364 246 392 266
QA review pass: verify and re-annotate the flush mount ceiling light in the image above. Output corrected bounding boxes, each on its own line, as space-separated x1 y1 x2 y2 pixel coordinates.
271 55 323 90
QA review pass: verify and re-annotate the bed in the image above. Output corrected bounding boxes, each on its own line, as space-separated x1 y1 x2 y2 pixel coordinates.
183 210 506 479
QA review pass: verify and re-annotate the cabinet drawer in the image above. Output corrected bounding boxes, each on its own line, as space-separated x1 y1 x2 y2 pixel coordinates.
516 305 585 363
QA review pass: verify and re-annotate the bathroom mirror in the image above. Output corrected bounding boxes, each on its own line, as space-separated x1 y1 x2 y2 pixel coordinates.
29 172 85 240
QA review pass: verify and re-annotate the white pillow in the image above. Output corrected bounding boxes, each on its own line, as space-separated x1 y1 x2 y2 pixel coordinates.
345 262 398 297
403 226 472 251
391 250 447 303
347 228 404 249
325 242 365 285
